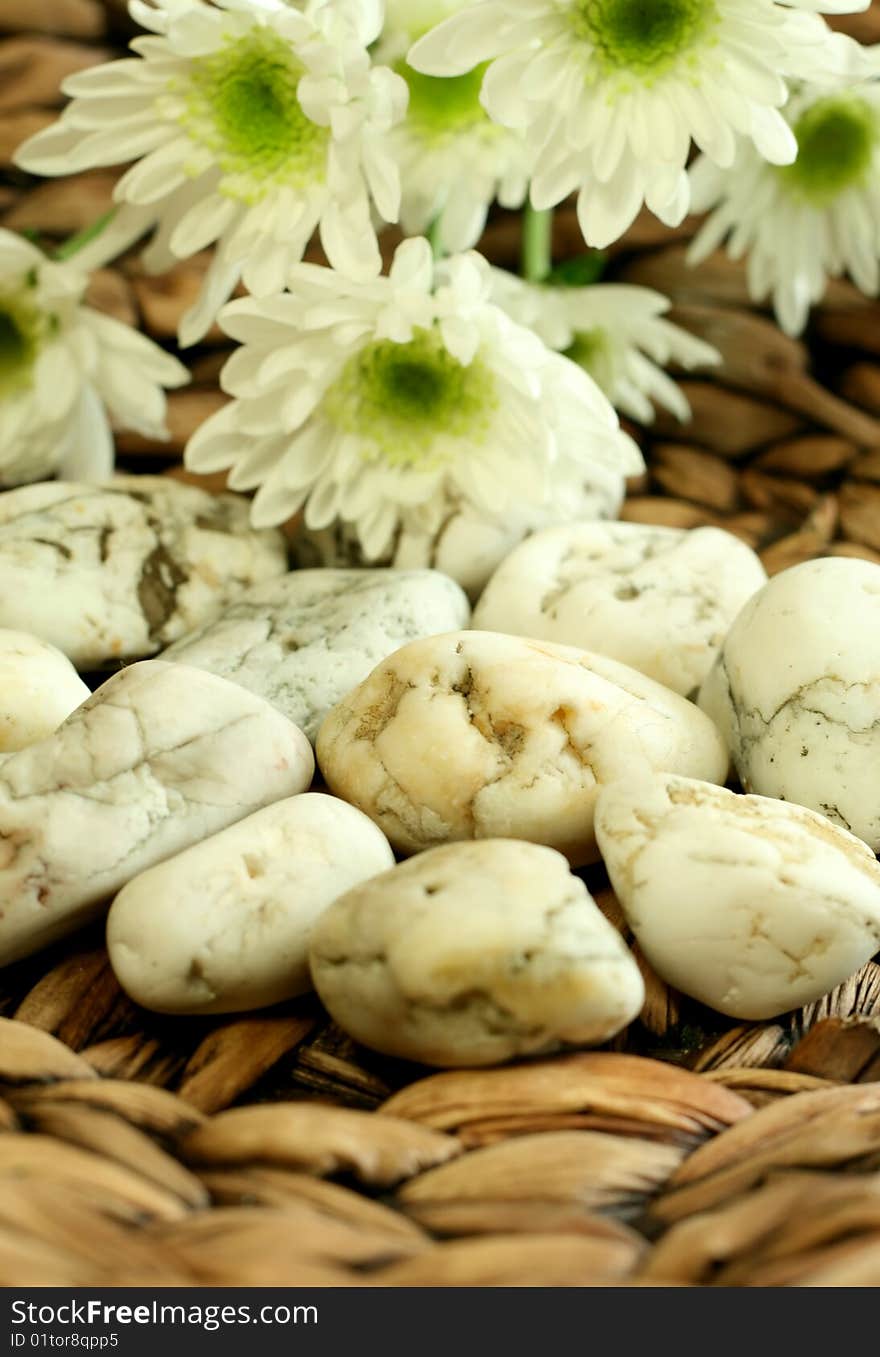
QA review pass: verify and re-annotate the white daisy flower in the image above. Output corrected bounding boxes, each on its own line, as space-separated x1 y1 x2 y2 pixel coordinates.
490 271 721 422
689 80 880 336
15 0 407 346
0 229 188 487
376 0 530 252
185 237 643 558
783 0 869 10
295 459 628 597
407 0 872 250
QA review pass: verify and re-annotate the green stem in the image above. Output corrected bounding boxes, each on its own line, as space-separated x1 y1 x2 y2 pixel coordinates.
427 215 445 261
521 203 553 283
54 209 117 263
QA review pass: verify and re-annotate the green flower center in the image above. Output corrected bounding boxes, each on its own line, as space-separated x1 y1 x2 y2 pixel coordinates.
323 328 497 469
183 29 329 200
0 282 48 399
782 95 879 205
573 0 716 75
564 327 615 393
397 62 490 139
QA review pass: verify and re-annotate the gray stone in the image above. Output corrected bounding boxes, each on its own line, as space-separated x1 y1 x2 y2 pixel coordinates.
164 568 470 741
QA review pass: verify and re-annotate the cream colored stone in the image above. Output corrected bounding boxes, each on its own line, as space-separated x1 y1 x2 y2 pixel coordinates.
473 522 767 696
595 773 880 1020
0 629 89 752
0 661 314 965
108 794 394 1014
309 839 645 1067
699 557 880 851
316 630 728 865
0 477 286 668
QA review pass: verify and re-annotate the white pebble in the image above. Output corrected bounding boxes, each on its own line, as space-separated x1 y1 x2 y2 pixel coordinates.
164 568 469 742
699 557 880 851
309 839 645 1067
0 660 313 964
108 794 394 1014
0 629 89 751
0 477 286 668
473 522 767 695
316 630 728 865
595 773 880 1020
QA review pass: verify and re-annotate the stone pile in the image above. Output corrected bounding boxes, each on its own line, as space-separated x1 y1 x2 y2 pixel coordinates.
1 475 878 1069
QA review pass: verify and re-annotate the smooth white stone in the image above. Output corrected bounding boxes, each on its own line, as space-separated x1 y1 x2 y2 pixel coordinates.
309 839 645 1067
293 471 626 602
699 557 880 851
316 630 728 865
0 660 314 965
0 476 287 668
595 773 880 1020
0 629 90 751
163 568 470 742
473 522 767 696
108 793 394 1015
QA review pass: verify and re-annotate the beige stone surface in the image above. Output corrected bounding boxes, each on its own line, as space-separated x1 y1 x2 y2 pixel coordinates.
595 773 880 1020
0 629 89 752
473 522 767 696
108 794 394 1014
316 630 728 865
699 556 880 852
309 839 645 1067
0 477 286 668
0 661 314 965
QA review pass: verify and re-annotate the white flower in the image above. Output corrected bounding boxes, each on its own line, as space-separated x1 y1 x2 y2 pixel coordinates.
185 237 643 558
782 0 869 9
0 229 188 487
294 466 627 598
688 80 880 336
15 0 407 346
490 271 720 421
375 0 530 252
408 0 872 250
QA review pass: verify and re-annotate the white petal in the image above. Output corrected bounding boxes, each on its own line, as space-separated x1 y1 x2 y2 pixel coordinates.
438 186 490 254
169 194 237 257
65 203 158 271
407 3 510 76
361 136 402 224
56 386 115 482
749 106 798 166
577 164 643 250
319 197 381 280
389 237 434 290
179 246 243 348
242 241 292 296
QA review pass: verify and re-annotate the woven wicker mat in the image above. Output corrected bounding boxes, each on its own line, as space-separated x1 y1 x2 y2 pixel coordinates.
4 0 880 1290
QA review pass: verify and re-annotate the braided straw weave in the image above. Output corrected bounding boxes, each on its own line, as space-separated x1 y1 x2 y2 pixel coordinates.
1 912 880 1286
3 0 880 1289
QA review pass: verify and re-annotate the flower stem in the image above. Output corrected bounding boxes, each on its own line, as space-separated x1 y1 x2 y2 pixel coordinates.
521 203 553 283
427 215 445 261
54 209 117 263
